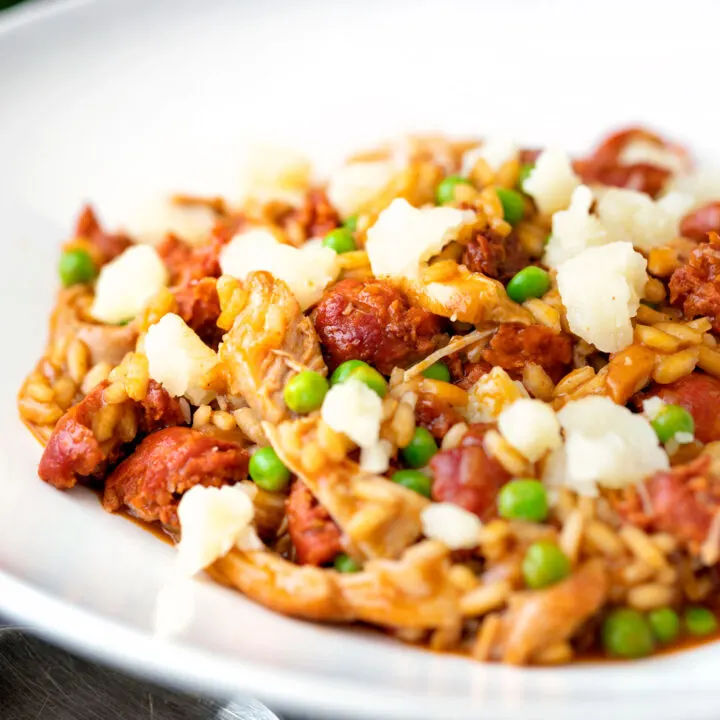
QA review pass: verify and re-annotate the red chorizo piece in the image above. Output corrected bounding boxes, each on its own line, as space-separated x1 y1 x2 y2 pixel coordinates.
482 324 573 382
312 278 445 374
429 424 511 519
462 230 530 282
157 233 223 286
574 127 687 198
286 481 343 566
451 359 492 391
74 205 132 263
680 202 720 241
669 234 720 332
643 373 720 443
38 380 185 491
172 277 223 348
285 188 340 241
415 394 465 440
102 427 249 528
614 455 720 553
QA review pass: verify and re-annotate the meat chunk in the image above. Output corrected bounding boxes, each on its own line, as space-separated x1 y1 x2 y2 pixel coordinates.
415 394 465 440
312 278 445 374
284 188 340 243
574 127 686 198
482 323 573 382
172 277 223 348
219 272 326 424
462 229 530 282
643 373 720 444
429 424 511 519
680 202 720 241
157 233 223 285
614 455 720 553
286 481 343 566
669 234 720 332
38 380 185 490
102 427 249 528
493 559 608 664
74 205 132 263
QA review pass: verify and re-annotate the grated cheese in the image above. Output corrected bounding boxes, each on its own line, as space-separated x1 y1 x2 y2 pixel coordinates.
556 241 648 353
220 228 340 310
523 148 580 215
466 366 529 423
90 244 168 324
421 502 482 550
144 313 219 405
366 198 474 282
321 378 383 449
498 398 562 462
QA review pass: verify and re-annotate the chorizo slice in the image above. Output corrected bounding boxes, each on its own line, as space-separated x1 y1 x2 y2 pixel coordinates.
38 380 185 490
172 277 223 348
287 481 343 566
73 205 132 264
680 201 720 241
103 427 249 528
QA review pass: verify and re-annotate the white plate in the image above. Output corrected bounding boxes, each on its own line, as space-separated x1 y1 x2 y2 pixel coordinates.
1 1 720 718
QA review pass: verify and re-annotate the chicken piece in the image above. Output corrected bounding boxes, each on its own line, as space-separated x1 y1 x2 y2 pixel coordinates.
264 417 428 560
219 272 326 424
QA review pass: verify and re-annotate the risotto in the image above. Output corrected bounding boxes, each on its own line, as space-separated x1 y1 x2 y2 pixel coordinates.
19 127 720 664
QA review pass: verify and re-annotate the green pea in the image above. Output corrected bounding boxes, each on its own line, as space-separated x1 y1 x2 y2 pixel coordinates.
495 187 525 225
421 362 451 383
517 163 535 191
651 404 695 444
436 175 472 205
283 370 329 414
506 266 551 304
602 608 655 658
648 607 681 644
391 469 432 498
521 540 571 589
343 215 358 232
330 360 367 386
322 227 356 254
58 248 97 287
497 479 549 523
248 447 291 492
402 427 438 469
685 606 718 636
347 364 387 398
334 553 361 573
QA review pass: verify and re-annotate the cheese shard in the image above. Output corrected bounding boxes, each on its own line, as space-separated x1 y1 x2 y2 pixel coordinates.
542 396 669 496
144 313 218 405
544 185 608 267
366 198 474 281
556 241 648 353
220 228 340 310
90 244 168 324
326 160 396 218
421 502 482 550
176 484 262 577
597 187 694 251
321 378 383 448
523 148 580 215
498 398 561 462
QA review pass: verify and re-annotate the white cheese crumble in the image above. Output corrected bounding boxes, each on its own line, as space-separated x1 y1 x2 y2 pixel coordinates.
366 198 474 281
421 502 482 550
597 188 694 251
543 396 669 496
326 160 396 218
461 137 518 175
642 396 666 421
220 228 340 310
359 439 393 474
176 484 262 577
125 201 217 247
321 378 383 449
466 367 529 423
498 398 562 462
674 431 695 445
523 148 580 215
243 144 312 195
556 241 648 353
544 185 608 267
90 244 168 324
144 313 219 405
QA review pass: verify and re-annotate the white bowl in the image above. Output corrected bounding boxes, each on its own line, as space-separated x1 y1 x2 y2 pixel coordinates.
1 1 719 718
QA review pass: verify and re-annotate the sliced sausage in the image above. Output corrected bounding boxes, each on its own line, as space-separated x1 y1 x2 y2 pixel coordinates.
680 202 720 242
462 229 530 282
312 278 445 374
172 277 223 348
102 427 249 528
